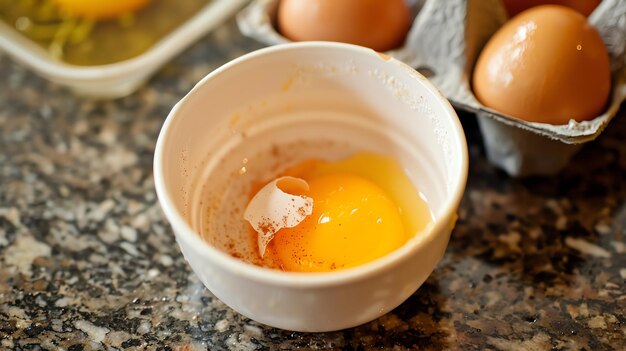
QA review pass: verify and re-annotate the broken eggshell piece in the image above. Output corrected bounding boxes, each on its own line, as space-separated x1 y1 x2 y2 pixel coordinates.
244 176 314 257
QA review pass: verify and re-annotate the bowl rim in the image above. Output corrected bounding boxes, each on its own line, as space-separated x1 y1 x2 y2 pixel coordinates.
153 41 468 288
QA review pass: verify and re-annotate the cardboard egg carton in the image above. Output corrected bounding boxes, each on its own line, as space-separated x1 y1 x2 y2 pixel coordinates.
237 0 626 176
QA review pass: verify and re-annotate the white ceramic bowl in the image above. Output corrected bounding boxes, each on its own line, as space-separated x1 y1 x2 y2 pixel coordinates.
154 42 468 332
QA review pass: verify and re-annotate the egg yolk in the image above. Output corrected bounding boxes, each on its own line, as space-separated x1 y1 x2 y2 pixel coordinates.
269 173 407 272
52 0 151 20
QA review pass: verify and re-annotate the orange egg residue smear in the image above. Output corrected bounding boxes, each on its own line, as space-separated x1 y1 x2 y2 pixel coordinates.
247 152 433 273
502 0 601 17
52 0 152 20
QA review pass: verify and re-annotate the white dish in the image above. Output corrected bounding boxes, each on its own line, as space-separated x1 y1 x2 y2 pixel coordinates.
0 0 248 98
153 42 468 332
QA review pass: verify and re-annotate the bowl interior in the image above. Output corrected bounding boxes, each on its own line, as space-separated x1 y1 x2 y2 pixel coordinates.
156 42 467 273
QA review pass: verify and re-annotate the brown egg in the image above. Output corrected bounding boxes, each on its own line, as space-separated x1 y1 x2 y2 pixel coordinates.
472 5 611 124
277 0 411 52
502 0 602 17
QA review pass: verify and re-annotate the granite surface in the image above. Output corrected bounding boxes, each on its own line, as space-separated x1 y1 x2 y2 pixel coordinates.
1 17 625 351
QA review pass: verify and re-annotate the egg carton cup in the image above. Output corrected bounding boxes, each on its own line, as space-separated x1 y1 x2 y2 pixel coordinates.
237 0 626 176
0 0 249 99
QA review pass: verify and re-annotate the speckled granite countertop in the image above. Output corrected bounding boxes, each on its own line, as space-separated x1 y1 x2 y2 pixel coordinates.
1 18 625 351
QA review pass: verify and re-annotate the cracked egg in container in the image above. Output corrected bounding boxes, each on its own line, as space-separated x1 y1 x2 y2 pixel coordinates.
154 42 468 332
0 0 248 97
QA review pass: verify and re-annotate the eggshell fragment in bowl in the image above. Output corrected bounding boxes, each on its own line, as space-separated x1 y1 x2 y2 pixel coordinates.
243 176 313 256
